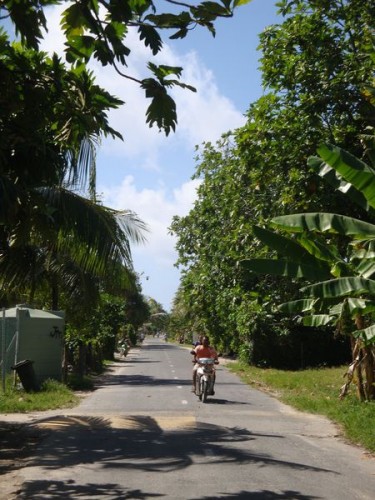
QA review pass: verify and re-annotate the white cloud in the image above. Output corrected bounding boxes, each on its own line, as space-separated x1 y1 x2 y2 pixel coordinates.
41 5 243 309
41 5 245 165
103 175 201 261
98 45 245 161
102 176 201 309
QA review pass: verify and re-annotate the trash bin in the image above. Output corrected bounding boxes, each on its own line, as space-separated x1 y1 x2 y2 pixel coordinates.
12 359 39 392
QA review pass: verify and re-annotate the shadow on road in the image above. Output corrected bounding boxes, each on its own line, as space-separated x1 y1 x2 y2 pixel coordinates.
97 373 191 387
15 414 338 497
199 398 250 406
17 480 164 499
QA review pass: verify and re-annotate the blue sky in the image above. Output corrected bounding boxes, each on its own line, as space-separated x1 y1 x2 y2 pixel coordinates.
40 1 281 311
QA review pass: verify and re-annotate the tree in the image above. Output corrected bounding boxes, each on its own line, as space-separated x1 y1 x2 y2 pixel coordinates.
0 34 147 310
0 0 251 135
259 0 375 147
242 142 375 400
142 297 169 335
170 0 374 361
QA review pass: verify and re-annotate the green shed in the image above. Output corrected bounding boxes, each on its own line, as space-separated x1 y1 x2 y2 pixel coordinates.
1 305 65 385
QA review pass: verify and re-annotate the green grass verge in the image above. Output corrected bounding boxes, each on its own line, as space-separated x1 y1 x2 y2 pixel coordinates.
228 362 375 454
0 377 79 413
0 361 115 413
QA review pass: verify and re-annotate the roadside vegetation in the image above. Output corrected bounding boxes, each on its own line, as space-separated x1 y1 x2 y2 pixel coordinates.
0 359 115 412
228 362 375 453
0 378 79 413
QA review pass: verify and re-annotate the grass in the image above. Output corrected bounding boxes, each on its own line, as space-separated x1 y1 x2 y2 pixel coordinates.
0 377 79 413
0 355 123 414
0 359 113 413
228 362 375 454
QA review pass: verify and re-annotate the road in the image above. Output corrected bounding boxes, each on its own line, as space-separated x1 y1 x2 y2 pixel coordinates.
2 337 375 499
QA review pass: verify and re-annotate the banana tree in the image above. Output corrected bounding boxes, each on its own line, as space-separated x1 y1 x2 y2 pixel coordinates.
242 144 375 400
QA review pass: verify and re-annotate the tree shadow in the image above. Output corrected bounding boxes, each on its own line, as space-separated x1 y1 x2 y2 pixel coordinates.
17 479 164 499
15 414 339 497
142 343 176 351
0 421 41 475
196 398 251 406
97 373 191 387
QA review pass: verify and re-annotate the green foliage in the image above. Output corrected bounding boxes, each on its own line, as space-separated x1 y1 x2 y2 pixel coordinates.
170 0 374 368
121 324 137 347
0 34 147 312
64 285 149 372
1 0 249 135
243 140 375 398
260 0 374 143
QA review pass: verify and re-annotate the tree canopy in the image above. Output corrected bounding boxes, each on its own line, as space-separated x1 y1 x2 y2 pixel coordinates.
170 0 374 369
0 0 251 135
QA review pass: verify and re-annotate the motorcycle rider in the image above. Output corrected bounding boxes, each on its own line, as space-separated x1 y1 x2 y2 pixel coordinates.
191 336 218 393
192 334 203 348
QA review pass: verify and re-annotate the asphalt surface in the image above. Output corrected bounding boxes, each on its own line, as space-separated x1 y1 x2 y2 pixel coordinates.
1 337 374 499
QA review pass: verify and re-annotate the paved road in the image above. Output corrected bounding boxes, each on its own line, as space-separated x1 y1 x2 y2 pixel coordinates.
2 337 375 499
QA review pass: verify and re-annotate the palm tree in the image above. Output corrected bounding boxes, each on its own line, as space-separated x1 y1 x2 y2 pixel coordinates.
0 35 147 309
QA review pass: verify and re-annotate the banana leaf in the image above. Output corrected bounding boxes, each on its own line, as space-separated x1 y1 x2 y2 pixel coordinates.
315 143 375 210
300 314 336 327
297 232 344 265
277 298 319 314
329 298 375 316
353 325 375 346
308 156 375 215
350 239 375 260
240 258 331 281
271 213 375 238
278 297 343 314
252 225 320 264
355 260 375 279
301 277 375 298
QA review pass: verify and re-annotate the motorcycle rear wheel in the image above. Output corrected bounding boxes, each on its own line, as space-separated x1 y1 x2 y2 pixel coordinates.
201 379 208 403
196 378 202 400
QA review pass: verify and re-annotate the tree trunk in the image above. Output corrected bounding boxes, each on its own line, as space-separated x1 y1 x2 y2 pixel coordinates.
363 346 375 400
77 341 86 378
354 315 373 401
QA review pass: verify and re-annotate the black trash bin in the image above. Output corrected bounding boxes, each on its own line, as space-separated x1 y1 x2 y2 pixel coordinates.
12 360 39 392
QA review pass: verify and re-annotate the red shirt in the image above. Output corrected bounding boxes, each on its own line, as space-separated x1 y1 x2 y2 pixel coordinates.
194 345 218 360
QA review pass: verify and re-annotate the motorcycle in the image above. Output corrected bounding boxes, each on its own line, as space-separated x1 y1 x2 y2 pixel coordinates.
195 357 218 403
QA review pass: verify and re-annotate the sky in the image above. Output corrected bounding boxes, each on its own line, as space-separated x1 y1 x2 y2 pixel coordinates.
39 0 282 311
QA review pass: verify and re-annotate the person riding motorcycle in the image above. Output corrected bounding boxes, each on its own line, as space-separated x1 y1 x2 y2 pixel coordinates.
192 335 203 348
191 336 218 393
